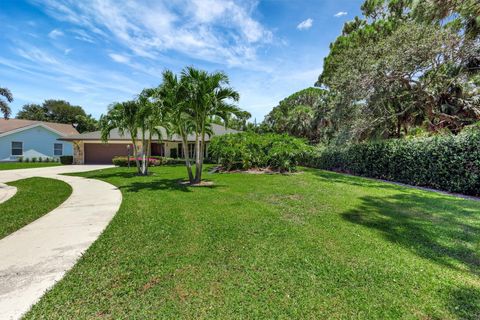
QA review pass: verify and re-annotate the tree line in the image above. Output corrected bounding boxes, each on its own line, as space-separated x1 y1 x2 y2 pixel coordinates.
0 89 98 133
261 0 480 144
100 66 247 183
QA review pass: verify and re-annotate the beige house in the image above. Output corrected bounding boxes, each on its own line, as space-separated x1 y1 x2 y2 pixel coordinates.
60 123 238 164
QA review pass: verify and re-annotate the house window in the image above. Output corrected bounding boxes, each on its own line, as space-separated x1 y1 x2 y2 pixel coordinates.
11 141 23 156
54 143 63 156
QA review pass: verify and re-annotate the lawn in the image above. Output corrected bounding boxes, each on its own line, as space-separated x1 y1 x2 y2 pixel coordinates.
0 177 72 239
0 162 62 170
25 165 480 319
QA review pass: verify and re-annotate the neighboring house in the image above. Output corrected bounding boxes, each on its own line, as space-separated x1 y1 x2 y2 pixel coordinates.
60 123 239 164
0 119 78 162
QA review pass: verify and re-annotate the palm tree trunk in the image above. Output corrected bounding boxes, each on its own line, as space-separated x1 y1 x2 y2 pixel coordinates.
182 135 194 183
194 132 201 183
130 137 141 175
197 126 206 183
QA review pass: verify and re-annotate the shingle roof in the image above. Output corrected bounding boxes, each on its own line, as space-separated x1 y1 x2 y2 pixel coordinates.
60 123 239 142
0 119 79 136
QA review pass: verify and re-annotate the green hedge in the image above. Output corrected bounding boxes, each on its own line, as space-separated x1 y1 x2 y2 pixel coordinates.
112 156 184 167
306 128 480 196
59 156 73 165
209 132 310 172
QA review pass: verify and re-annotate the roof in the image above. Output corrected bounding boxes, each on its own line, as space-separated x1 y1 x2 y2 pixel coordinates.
60 123 239 142
0 119 79 137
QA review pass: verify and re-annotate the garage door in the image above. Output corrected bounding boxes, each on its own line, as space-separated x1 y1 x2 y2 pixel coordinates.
84 143 130 164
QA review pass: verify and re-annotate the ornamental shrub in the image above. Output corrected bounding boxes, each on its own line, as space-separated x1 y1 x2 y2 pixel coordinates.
59 156 73 165
111 156 183 167
305 128 480 196
209 132 310 172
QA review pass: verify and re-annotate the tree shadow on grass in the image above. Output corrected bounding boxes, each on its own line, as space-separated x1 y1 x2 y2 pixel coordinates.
341 192 480 275
446 286 480 320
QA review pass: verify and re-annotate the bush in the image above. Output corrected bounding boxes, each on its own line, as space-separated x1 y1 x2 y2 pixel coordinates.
17 157 23 162
31 157 37 163
59 156 73 165
209 132 310 172
111 156 182 167
305 129 480 196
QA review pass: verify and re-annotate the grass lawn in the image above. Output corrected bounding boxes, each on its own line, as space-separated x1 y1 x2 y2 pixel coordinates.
25 165 480 319
0 177 72 239
0 162 62 170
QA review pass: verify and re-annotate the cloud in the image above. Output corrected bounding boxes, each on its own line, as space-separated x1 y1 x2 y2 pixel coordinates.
297 18 313 30
64 48 72 55
109 53 130 64
334 11 348 17
31 0 273 67
48 28 64 39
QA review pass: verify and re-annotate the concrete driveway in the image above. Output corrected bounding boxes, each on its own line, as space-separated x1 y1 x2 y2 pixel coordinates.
0 165 122 319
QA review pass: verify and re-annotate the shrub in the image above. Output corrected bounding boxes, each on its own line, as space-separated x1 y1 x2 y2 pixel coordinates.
111 156 179 167
31 157 37 163
305 129 480 196
209 132 310 172
25 158 30 163
17 157 23 162
59 156 73 165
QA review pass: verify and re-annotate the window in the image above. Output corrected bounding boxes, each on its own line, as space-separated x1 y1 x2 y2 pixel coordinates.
11 141 23 156
54 143 63 156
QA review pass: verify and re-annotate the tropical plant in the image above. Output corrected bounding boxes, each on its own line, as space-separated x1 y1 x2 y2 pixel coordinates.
180 66 242 183
157 70 195 183
0 87 13 119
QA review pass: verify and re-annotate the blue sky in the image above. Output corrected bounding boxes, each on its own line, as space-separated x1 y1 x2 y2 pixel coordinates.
0 0 363 122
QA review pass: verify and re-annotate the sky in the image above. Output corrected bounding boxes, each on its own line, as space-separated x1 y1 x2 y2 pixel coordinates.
0 0 363 122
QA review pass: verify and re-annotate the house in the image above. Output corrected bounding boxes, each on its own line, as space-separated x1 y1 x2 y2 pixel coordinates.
0 119 78 162
60 123 239 164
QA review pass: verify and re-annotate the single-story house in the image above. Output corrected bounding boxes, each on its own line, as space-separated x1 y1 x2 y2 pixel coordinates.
60 123 239 164
0 119 78 162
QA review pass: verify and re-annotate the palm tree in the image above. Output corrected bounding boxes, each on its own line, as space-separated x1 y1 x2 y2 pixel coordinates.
180 66 241 183
0 87 13 119
100 100 143 175
137 88 169 175
158 70 196 183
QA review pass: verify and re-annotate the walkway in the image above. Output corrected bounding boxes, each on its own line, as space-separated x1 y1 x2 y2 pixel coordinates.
0 165 122 320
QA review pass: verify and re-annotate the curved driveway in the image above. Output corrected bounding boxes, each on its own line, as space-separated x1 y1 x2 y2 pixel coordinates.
0 165 122 320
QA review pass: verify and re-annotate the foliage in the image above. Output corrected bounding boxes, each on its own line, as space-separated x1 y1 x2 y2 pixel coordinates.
209 132 310 172
59 156 73 165
111 156 182 167
16 100 98 133
24 165 480 319
306 0 480 144
263 87 331 142
179 66 242 183
306 128 480 196
0 87 13 119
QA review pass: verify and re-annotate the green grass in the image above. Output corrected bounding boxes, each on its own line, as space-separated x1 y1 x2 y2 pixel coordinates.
25 166 480 319
0 177 72 239
0 162 61 170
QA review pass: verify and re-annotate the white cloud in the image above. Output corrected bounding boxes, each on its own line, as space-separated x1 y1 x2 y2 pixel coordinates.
334 11 348 17
32 0 273 67
64 48 72 55
48 28 64 39
297 18 313 30
109 53 130 64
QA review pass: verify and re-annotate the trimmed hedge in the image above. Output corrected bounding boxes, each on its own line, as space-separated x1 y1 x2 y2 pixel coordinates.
305 128 480 196
112 156 184 167
59 156 73 165
209 132 310 172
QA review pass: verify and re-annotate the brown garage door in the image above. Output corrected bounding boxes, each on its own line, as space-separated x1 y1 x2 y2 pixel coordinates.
84 143 130 164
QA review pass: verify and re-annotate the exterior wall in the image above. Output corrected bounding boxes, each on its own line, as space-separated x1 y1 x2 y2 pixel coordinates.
0 126 73 161
72 140 84 165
